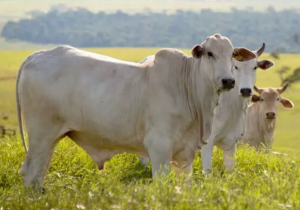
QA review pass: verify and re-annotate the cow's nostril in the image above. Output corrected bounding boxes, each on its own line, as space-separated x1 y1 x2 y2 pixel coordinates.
222 79 235 89
240 88 252 97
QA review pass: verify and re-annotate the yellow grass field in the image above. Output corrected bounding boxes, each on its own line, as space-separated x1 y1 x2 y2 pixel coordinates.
0 48 300 153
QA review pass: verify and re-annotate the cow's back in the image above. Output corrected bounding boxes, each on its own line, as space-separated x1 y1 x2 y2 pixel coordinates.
18 46 149 151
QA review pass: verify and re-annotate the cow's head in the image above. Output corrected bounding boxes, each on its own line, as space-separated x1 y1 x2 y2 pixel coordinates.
233 43 274 97
251 84 294 120
191 33 256 92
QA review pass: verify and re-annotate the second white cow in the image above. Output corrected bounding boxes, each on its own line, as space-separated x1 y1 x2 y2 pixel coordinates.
201 43 275 173
137 44 275 173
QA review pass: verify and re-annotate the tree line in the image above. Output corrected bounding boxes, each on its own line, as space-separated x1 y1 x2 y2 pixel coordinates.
1 7 300 52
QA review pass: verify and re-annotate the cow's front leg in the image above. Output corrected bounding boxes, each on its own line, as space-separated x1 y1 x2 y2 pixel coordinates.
202 116 213 144
172 162 193 184
264 132 274 153
201 135 215 174
144 129 172 180
223 144 236 173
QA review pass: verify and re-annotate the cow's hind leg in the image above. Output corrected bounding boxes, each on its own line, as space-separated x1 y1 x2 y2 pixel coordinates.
20 124 67 191
139 156 150 168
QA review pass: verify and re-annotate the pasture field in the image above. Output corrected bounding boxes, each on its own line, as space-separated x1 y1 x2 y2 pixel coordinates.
0 48 300 209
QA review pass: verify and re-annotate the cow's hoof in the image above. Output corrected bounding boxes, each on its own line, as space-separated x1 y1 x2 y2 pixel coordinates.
202 169 213 177
98 164 104 171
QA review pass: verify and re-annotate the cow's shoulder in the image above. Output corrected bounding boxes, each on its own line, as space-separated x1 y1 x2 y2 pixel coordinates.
154 48 186 62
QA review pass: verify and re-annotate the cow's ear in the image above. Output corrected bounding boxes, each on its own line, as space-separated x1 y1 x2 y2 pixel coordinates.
258 60 274 70
280 98 294 108
251 95 261 103
233 47 256 61
192 45 203 59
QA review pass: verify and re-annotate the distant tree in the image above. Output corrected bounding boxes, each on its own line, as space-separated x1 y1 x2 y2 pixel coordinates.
1 7 300 52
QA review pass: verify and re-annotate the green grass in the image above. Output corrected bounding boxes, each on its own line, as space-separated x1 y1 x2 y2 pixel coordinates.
1 136 300 209
1 48 300 209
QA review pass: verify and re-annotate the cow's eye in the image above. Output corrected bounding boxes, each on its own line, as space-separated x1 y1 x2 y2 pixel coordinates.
208 52 213 57
260 98 264 101
277 98 280 101
235 66 238 70
254 67 257 70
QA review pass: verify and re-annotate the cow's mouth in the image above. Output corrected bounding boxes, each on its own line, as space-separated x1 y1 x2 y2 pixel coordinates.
221 88 232 92
266 116 276 120
241 93 252 98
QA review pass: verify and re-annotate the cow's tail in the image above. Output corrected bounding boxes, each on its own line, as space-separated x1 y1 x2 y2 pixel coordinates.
16 56 31 154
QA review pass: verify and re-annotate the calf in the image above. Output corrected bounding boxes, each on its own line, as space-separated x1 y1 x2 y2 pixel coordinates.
242 84 294 150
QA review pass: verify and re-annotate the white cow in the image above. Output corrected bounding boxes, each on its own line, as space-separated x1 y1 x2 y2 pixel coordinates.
16 34 256 189
201 43 275 173
136 44 275 172
242 84 294 150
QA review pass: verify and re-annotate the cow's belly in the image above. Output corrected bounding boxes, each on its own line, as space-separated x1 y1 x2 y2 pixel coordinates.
64 99 147 152
68 130 147 156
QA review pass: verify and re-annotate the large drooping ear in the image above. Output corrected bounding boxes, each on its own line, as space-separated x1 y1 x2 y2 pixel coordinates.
254 86 262 94
255 43 265 57
233 47 256 61
277 83 289 94
251 95 261 103
280 98 294 108
258 60 274 70
191 45 204 59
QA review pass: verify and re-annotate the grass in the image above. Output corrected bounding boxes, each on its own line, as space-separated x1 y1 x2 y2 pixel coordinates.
1 48 300 209
1 136 300 209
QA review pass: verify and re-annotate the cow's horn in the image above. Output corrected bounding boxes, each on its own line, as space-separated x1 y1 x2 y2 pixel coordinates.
256 43 265 57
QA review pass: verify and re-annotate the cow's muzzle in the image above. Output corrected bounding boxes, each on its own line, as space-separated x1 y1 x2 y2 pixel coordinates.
266 112 276 119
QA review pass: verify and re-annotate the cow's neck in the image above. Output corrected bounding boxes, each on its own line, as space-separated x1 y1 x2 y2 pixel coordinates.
184 57 217 142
